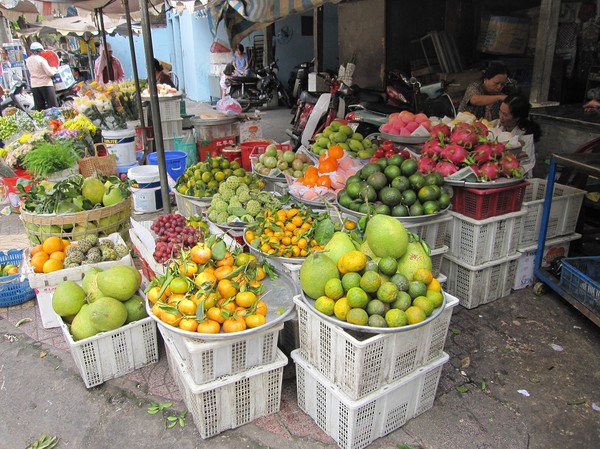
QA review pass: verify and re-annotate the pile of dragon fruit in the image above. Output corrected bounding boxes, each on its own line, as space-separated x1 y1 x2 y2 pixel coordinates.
417 121 523 181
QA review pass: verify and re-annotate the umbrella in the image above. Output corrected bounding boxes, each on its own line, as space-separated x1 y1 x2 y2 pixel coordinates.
0 0 42 22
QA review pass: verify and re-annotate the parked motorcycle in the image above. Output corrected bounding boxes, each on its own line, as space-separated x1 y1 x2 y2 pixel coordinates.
288 60 314 103
227 60 292 112
55 83 79 107
0 77 34 116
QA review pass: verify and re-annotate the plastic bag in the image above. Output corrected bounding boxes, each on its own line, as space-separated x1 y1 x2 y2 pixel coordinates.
216 96 243 116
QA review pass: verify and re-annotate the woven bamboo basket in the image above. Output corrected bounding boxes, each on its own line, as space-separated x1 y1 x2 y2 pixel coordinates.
20 198 132 245
78 144 118 177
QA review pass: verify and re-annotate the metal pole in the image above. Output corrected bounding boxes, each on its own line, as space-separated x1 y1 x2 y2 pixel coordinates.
139 0 171 213
122 0 146 131
97 8 114 81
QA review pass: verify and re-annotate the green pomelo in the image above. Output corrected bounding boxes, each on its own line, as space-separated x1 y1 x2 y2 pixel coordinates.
323 232 356 266
52 281 86 317
82 267 103 294
71 222 97 240
70 304 100 341
360 241 377 260
88 296 128 331
96 265 141 301
365 214 408 259
123 295 148 323
396 241 432 281
82 177 106 205
102 185 125 207
300 252 340 299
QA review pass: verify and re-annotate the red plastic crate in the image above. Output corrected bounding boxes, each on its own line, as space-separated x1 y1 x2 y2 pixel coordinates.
451 181 528 220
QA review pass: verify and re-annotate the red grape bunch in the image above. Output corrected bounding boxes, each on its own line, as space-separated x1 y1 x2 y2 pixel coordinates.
150 214 204 263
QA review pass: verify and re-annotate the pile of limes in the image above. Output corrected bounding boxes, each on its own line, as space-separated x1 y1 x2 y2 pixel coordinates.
336 155 451 217
313 250 443 328
175 156 263 198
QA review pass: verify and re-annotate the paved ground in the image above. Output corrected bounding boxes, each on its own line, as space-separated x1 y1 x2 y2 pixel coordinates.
1 101 599 449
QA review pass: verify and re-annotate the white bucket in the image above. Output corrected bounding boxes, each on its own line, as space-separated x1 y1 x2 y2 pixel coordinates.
128 165 162 213
102 128 137 166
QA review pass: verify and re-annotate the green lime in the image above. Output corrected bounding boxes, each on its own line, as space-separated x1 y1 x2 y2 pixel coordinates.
348 200 363 211
418 185 439 203
385 308 408 327
324 278 344 300
366 299 390 316
401 190 417 206
413 296 434 316
405 306 427 324
409 202 424 216
408 281 428 299
379 187 402 207
342 272 362 291
387 154 404 167
368 314 388 328
201 171 212 183
338 191 353 208
346 174 362 185
438 193 451 209
391 291 412 311
390 273 410 291
401 159 418 176
364 260 380 273
360 163 382 180
391 204 409 217
334 297 351 321
423 200 440 215
346 182 363 199
359 203 375 215
409 172 426 190
373 204 391 215
347 287 369 309
377 281 399 304
426 290 444 308
367 172 388 190
378 257 398 276
384 164 401 181
347 308 369 326
360 271 382 294
391 175 410 192
375 158 388 169
315 296 335 316
360 185 378 202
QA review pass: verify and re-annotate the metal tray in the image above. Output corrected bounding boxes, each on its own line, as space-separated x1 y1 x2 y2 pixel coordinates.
205 218 249 231
336 193 450 223
300 290 447 334
379 127 430 144
251 165 287 182
244 233 305 265
289 192 330 207
444 177 525 189
145 270 297 340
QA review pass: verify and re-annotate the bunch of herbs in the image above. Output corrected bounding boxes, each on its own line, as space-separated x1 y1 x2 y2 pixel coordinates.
22 141 80 177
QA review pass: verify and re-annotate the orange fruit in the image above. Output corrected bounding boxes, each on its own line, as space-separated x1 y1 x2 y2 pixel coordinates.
197 319 221 333
215 252 234 267
179 318 199 333
217 278 237 299
328 145 344 159
31 252 49 273
207 306 226 323
49 251 66 261
235 291 257 308
214 265 234 281
61 239 71 251
42 236 63 255
31 245 44 256
42 258 63 273
195 271 217 288
147 286 167 304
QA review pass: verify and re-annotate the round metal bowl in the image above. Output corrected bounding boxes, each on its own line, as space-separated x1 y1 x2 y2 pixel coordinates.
300 290 447 334
146 270 297 340
379 127 430 144
243 233 305 265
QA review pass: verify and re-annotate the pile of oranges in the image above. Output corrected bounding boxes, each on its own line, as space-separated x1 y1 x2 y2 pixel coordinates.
148 237 271 334
29 236 72 274
297 145 344 188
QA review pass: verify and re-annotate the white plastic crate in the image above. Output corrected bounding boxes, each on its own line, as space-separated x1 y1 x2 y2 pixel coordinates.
22 233 132 289
165 337 287 439
174 191 211 217
445 209 525 266
159 321 283 385
518 179 586 246
60 310 158 388
513 233 581 290
403 213 452 251
144 98 181 121
160 118 183 140
293 349 449 449
294 294 458 400
430 245 448 278
441 253 520 309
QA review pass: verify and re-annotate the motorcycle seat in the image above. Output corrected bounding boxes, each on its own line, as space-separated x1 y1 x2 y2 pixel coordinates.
299 91 320 103
229 75 259 83
363 101 409 115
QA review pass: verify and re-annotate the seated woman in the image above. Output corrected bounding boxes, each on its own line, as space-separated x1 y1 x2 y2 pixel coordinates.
499 94 541 177
153 58 176 88
458 61 509 121
232 44 249 77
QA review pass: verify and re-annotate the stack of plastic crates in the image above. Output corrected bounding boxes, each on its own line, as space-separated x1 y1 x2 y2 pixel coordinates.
291 295 456 449
160 320 288 439
146 97 183 151
512 179 585 290
441 201 526 308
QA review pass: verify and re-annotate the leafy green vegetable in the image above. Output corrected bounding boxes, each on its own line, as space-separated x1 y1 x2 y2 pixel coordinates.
23 141 79 177
313 217 335 245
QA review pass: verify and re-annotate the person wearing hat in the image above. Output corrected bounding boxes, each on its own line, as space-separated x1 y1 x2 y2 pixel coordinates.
153 58 175 88
94 43 125 85
25 42 58 110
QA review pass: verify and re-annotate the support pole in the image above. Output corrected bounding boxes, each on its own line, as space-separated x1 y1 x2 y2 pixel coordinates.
530 0 560 105
96 9 114 81
139 0 171 213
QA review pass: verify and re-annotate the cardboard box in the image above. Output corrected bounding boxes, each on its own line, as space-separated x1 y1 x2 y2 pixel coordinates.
52 65 75 91
478 16 530 55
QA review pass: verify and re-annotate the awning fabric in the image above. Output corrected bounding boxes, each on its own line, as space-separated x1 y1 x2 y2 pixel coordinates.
207 0 340 48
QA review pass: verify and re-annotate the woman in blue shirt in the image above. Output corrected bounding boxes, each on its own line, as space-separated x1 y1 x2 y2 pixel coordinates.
232 44 249 76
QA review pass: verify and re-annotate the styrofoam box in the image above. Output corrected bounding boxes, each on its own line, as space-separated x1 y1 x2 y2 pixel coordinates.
441 253 520 309
445 209 526 266
59 288 159 388
293 349 449 449
294 294 458 401
159 321 284 385
22 232 132 289
513 233 581 290
403 213 452 252
165 337 287 439
519 179 586 246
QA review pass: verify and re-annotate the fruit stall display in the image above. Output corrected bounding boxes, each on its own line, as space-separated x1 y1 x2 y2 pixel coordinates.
310 119 378 160
251 143 315 180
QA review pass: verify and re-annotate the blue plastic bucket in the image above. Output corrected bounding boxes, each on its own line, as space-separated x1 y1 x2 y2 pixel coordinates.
117 161 139 181
147 151 187 181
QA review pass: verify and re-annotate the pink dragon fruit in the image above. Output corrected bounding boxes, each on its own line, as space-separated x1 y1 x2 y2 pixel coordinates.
421 139 444 159
440 143 472 166
417 156 437 174
472 120 488 137
467 164 481 177
479 161 500 181
499 152 523 178
471 142 495 165
490 141 506 158
429 123 451 141
449 125 480 149
434 160 459 177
